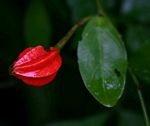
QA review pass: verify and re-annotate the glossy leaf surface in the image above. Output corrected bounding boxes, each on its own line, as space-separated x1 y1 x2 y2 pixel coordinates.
78 16 127 107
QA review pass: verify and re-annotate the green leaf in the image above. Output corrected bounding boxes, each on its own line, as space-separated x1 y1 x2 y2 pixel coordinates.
77 16 127 107
118 109 145 126
0 0 25 63
24 0 51 47
125 24 150 54
125 25 150 83
22 83 58 126
130 42 150 84
46 113 108 126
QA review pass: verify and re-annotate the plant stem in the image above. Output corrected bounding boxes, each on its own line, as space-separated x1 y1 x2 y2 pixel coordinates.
95 0 106 16
55 16 91 51
129 67 149 126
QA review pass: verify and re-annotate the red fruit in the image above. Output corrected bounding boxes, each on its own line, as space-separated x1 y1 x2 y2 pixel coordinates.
12 46 62 86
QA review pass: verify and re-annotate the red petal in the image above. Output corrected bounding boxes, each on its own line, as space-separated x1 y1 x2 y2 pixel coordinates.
12 47 62 86
18 48 32 59
14 46 47 67
14 54 61 78
13 48 62 77
14 73 57 86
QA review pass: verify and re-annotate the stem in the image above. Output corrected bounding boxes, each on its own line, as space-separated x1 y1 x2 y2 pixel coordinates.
95 0 106 16
129 67 149 126
55 16 91 51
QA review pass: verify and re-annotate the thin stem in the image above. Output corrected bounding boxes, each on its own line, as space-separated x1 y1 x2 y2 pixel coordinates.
129 67 149 126
95 0 106 16
55 16 91 51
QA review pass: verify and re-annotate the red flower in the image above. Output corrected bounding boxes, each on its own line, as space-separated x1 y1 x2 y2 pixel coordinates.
12 46 62 86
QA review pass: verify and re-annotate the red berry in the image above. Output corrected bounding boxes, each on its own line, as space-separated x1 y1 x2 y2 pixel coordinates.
12 46 62 86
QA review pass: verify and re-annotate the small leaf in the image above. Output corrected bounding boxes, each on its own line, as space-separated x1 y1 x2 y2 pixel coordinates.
77 16 127 107
24 0 51 47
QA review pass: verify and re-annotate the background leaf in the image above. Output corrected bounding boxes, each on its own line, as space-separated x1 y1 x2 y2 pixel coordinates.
24 0 51 47
121 0 150 23
129 42 150 84
67 0 96 22
0 0 24 88
0 0 149 125
125 24 150 54
77 16 127 107
46 113 108 126
125 24 150 84
118 109 145 126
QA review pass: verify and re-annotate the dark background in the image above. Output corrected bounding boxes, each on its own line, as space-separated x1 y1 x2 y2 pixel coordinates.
0 0 150 126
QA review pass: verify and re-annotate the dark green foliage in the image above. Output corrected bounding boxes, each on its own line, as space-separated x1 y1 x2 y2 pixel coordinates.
0 0 149 126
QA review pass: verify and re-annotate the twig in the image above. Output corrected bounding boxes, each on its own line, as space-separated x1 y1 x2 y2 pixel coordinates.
55 16 91 50
129 67 149 126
